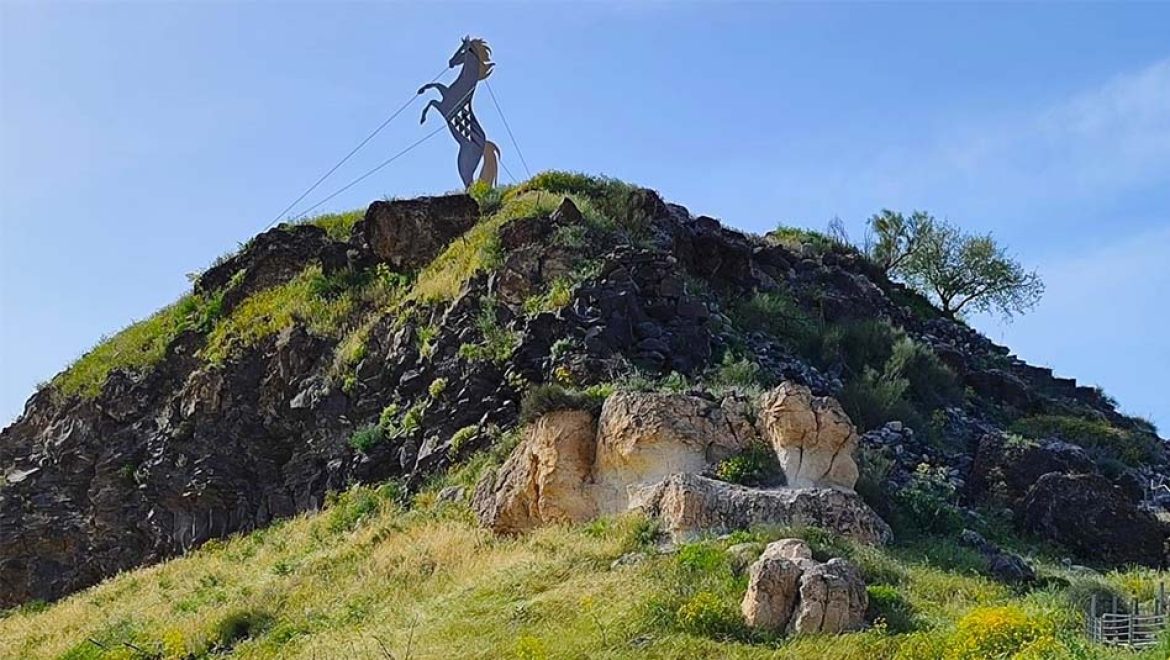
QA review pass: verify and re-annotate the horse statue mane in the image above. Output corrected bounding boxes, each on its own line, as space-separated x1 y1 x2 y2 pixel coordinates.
467 37 494 80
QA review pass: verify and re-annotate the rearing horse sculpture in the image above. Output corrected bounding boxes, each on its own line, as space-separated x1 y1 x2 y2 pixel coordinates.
418 37 500 188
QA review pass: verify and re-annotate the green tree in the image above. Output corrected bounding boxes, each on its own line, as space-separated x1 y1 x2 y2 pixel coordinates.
869 212 1044 319
866 209 935 274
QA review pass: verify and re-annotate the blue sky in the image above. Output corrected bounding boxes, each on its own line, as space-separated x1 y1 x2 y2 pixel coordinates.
2 3 1167 429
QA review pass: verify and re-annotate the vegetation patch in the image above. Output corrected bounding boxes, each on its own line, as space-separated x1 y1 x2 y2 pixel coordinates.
519 383 612 424
303 208 364 242
202 265 354 363
1009 414 1160 466
52 292 224 398
714 441 782 487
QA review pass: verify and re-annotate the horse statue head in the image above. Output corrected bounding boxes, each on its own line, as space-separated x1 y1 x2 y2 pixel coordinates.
448 36 494 80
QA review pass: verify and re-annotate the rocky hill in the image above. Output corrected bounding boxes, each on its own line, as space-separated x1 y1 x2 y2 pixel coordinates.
1 173 1167 656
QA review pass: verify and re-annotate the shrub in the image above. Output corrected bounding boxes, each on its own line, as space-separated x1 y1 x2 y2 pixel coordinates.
428 377 448 399
712 352 765 389
730 291 818 350
766 226 842 255
378 403 400 430
675 591 742 638
307 209 364 242
816 318 898 376
523 277 575 315
942 605 1054 660
714 442 782 487
348 424 385 452
1009 414 1159 466
519 383 609 424
892 463 964 535
458 298 521 364
466 180 510 215
212 607 274 650
866 584 918 633
856 443 894 513
839 367 922 433
885 336 961 409
448 425 478 457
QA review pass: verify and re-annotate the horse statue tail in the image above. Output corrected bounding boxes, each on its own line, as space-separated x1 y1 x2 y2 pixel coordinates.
475 140 501 188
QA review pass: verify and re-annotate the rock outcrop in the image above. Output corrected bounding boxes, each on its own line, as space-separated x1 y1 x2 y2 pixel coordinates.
474 387 890 544
742 539 868 635
2 178 1163 607
592 392 748 512
1018 473 1168 567
360 194 479 270
632 473 891 545
959 529 1036 585
759 383 859 490
471 410 598 533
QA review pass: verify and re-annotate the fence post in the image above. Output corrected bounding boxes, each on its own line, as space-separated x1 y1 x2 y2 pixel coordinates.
1160 582 1166 616
1129 597 1136 646
1090 593 1098 637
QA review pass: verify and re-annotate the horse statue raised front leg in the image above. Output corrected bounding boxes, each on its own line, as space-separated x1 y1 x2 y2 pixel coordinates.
417 36 501 188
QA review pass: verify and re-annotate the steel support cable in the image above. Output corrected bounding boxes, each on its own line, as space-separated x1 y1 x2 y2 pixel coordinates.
483 80 532 179
262 65 449 231
287 85 478 222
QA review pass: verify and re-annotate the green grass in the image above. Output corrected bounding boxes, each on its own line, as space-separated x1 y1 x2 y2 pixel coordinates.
407 191 558 304
51 293 222 398
201 265 358 364
302 209 364 242
1009 414 1161 466
4 479 1165 659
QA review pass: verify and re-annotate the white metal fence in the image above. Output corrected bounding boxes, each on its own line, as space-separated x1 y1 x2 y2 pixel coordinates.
1086 584 1168 650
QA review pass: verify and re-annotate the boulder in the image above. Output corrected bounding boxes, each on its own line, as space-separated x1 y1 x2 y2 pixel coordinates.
758 383 859 490
361 194 479 270
742 538 868 635
1017 473 1168 567
959 529 1036 585
789 558 868 635
472 410 598 533
741 555 802 632
592 392 748 513
968 433 1095 505
631 473 891 545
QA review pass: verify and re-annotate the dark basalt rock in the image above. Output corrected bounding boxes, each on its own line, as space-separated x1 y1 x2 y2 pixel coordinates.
360 194 478 271
959 529 1036 584
967 433 1096 505
196 223 348 314
1017 473 1168 567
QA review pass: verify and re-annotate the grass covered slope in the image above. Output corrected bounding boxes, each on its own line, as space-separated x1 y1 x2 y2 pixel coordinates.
2 470 1167 659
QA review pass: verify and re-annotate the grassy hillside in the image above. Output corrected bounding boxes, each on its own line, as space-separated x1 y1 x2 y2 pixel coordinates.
3 461 1167 659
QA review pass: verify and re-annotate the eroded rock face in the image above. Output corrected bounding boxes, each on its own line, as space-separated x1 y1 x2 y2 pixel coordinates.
742 555 802 631
758 383 859 490
472 410 597 533
742 539 868 635
592 392 748 513
631 473 891 545
789 558 868 635
360 195 479 271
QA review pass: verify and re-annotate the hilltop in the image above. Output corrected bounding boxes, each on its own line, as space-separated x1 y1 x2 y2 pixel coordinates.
1 172 1167 658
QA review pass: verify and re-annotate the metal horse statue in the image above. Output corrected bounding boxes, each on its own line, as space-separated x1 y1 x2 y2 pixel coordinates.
418 37 500 188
